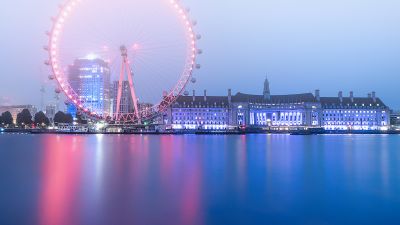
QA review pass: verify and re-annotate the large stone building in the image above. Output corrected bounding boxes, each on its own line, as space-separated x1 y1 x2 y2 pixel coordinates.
165 77 391 131
166 90 230 130
390 112 400 130
319 91 390 130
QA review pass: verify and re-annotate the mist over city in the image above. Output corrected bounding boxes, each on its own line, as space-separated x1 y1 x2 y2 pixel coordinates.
1 1 400 225
1 0 399 109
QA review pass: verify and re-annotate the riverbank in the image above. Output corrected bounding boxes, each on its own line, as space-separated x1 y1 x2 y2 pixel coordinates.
2 128 400 135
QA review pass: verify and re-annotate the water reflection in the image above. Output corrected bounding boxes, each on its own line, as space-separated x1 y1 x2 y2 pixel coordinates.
39 135 84 225
0 134 398 225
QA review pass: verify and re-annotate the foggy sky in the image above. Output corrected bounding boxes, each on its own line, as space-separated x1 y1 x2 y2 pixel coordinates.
1 0 399 109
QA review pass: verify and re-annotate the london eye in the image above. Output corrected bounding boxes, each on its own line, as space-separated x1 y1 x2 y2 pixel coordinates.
44 0 201 123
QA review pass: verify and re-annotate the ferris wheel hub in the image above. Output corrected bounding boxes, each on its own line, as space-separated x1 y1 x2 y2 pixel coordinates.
120 45 128 57
47 0 200 123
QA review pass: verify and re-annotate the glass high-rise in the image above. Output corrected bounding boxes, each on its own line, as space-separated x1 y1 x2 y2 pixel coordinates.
68 58 111 116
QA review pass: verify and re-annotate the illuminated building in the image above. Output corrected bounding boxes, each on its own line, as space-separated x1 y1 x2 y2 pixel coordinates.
319 91 390 131
166 77 391 131
167 90 230 130
231 77 320 127
68 57 111 116
166 77 320 130
390 112 400 130
231 93 320 128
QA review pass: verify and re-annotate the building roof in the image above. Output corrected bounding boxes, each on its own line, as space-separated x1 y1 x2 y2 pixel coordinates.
320 97 387 108
173 96 229 108
171 92 389 109
232 92 317 104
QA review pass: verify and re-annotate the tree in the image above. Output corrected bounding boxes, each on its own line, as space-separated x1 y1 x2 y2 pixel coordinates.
1 111 13 127
34 111 50 127
16 109 33 127
64 113 74 124
54 111 74 124
54 111 66 124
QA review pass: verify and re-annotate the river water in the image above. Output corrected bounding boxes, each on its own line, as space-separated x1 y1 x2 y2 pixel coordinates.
0 134 399 225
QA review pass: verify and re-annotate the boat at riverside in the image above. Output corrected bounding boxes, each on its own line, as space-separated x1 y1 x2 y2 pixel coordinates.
30 124 89 134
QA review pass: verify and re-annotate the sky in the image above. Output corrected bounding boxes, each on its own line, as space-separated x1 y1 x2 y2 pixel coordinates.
0 0 399 109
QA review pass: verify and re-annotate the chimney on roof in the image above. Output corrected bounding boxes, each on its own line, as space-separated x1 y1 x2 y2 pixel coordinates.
372 91 376 103
192 90 195 102
350 91 354 102
315 89 320 101
228 89 232 104
204 90 207 102
338 91 343 103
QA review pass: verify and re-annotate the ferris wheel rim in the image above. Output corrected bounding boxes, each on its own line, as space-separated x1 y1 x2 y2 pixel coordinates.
46 0 200 121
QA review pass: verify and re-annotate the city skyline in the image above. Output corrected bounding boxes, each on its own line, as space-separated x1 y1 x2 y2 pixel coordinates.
1 2 400 225
0 0 399 109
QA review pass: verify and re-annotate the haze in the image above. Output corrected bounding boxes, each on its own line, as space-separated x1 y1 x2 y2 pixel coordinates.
1 0 399 109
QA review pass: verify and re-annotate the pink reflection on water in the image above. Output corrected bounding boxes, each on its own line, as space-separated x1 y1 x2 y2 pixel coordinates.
236 135 247 192
180 163 202 225
160 135 175 186
159 136 203 225
39 135 84 225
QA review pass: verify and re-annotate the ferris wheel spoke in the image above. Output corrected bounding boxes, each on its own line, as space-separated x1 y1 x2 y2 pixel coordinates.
133 57 184 97
48 0 199 122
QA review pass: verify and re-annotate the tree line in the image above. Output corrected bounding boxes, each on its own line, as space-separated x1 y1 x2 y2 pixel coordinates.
0 109 74 128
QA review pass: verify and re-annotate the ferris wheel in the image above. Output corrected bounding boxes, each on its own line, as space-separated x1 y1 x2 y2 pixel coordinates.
44 0 201 123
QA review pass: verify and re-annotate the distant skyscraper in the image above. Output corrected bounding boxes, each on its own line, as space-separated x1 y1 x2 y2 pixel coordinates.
45 104 57 121
112 81 134 115
68 58 111 115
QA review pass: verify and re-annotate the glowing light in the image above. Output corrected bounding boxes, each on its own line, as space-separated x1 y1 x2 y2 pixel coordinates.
48 0 198 121
85 53 98 60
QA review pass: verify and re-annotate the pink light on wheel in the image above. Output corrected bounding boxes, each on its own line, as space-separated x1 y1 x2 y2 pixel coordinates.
46 0 201 123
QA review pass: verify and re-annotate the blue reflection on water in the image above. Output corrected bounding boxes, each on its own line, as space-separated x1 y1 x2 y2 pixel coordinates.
0 134 399 225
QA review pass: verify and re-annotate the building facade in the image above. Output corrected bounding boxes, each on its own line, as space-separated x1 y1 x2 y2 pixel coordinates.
390 112 400 130
69 58 111 116
166 90 230 130
231 92 320 128
319 91 390 130
165 78 391 131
